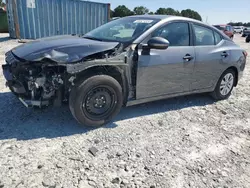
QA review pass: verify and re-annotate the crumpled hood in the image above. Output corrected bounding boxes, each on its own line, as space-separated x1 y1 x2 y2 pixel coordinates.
12 35 119 63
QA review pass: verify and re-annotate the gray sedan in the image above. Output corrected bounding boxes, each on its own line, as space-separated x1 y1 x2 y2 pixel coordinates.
2 15 247 127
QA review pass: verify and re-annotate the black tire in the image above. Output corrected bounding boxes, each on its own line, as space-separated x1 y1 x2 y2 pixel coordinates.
69 75 123 127
211 69 236 100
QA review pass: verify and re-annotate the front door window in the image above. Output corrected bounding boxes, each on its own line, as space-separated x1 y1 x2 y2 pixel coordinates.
152 22 190 46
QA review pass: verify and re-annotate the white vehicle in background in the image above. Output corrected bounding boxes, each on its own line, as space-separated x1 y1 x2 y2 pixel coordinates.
234 26 244 34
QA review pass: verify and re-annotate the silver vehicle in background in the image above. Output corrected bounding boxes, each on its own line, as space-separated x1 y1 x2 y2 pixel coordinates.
2 15 247 127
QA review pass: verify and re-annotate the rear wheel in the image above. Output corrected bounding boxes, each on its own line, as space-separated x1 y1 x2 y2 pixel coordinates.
69 75 123 127
211 69 236 100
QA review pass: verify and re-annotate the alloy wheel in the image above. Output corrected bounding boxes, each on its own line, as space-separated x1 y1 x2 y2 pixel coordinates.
219 73 234 96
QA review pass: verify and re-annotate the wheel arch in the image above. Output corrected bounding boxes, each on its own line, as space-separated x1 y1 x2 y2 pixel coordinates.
226 66 238 86
212 66 239 93
72 65 129 105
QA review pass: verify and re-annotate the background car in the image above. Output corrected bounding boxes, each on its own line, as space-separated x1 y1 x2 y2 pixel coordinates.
233 26 243 34
246 34 250 43
242 27 250 37
213 24 234 39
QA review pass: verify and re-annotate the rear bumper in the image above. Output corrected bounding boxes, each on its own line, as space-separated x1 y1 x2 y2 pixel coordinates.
238 70 244 81
238 56 247 81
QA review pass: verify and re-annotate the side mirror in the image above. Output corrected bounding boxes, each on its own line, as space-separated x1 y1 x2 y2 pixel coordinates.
147 37 169 50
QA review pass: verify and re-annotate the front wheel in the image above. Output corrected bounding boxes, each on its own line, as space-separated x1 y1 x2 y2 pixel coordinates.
69 75 123 127
211 69 236 100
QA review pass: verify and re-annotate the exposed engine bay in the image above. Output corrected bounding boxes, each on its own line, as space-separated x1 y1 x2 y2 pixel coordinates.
3 56 66 107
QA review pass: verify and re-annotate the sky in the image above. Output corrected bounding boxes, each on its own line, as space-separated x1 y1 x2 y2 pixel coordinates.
95 0 249 24
2 0 249 24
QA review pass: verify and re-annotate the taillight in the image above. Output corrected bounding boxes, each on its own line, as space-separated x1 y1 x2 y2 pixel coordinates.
243 51 248 58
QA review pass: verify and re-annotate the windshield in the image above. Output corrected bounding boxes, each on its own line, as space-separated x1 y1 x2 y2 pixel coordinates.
84 17 160 43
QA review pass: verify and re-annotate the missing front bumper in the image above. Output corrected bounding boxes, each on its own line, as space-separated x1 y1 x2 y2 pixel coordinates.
18 97 49 108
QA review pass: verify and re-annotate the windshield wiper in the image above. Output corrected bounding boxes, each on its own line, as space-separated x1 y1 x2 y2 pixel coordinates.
83 36 103 41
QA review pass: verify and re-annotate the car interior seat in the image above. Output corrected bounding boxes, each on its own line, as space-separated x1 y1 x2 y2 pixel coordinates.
201 35 214 45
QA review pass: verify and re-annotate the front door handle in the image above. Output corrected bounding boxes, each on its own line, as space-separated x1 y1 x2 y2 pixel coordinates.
183 54 193 62
221 52 229 58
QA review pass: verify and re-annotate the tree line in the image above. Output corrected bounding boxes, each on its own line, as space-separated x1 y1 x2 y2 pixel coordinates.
0 0 5 7
227 22 250 27
111 5 202 21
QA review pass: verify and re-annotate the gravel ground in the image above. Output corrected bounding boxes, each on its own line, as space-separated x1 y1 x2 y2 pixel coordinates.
0 33 250 188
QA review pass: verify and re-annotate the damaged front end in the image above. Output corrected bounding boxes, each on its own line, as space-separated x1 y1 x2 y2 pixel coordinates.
2 37 131 108
3 51 66 107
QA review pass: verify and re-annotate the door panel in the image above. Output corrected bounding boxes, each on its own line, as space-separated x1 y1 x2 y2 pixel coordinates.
191 23 231 91
136 46 195 99
191 44 229 90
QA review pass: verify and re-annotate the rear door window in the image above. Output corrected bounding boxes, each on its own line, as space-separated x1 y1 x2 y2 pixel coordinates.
193 24 215 46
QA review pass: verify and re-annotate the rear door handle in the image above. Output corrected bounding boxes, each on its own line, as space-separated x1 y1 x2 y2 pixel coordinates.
183 54 193 62
221 52 229 58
